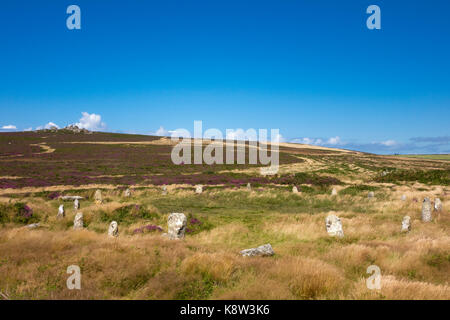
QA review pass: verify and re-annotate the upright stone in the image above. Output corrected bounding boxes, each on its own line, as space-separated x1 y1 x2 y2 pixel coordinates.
292 186 298 194
422 197 432 222
331 188 338 196
73 212 84 230
195 185 203 194
368 191 375 199
74 199 80 210
162 186 168 195
57 204 65 219
325 214 344 238
246 183 251 191
108 221 119 237
166 213 187 239
401 216 411 232
240 244 274 257
401 195 407 201
123 188 131 197
94 189 103 204
434 198 442 212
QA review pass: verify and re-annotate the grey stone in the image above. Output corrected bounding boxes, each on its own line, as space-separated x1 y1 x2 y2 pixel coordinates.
73 212 84 230
246 183 251 191
94 189 103 204
240 244 274 257
108 221 119 237
166 213 187 239
61 196 84 201
422 197 432 222
401 216 411 232
292 186 298 193
434 198 442 212
325 214 344 238
331 188 338 196
368 191 375 198
123 188 131 197
26 223 40 229
195 185 203 194
162 186 168 195
401 195 407 201
57 204 65 219
74 199 80 210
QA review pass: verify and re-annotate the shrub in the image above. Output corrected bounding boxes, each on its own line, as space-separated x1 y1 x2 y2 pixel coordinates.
13 202 38 224
374 169 450 185
100 204 159 224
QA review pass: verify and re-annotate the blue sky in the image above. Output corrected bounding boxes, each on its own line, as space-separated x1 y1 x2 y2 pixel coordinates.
0 0 449 154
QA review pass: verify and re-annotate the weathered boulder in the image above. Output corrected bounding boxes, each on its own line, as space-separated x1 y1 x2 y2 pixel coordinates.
94 189 103 204
166 213 187 239
108 221 119 237
401 195 407 201
240 244 274 257
195 185 203 194
123 188 131 197
434 198 442 212
74 199 80 210
331 188 338 196
26 223 40 229
422 197 432 222
292 186 298 193
368 191 375 199
325 214 344 238
401 216 411 232
73 212 84 230
162 186 168 195
57 204 65 219
246 183 251 191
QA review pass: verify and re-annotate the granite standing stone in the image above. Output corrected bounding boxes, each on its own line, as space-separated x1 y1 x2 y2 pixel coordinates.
325 214 344 238
73 212 84 230
401 216 411 232
166 213 187 239
422 197 432 222
108 221 119 237
57 204 65 219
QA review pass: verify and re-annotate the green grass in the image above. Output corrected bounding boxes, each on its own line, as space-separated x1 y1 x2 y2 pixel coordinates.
393 154 450 161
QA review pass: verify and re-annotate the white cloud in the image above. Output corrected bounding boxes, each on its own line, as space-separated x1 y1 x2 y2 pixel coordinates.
380 140 397 147
153 126 169 136
327 136 342 145
23 127 33 132
36 122 60 130
1 125 17 130
75 112 106 131
290 137 325 145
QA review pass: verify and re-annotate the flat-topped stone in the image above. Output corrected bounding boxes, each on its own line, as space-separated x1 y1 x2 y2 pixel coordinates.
61 196 84 201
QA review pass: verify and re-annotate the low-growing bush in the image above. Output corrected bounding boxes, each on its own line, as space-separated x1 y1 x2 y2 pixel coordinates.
339 185 379 196
100 204 159 225
374 169 450 185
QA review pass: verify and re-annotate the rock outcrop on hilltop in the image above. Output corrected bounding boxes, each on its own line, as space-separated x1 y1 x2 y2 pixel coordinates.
35 124 91 134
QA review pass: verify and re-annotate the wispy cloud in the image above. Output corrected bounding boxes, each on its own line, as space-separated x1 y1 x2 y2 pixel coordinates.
288 135 449 154
1 125 17 130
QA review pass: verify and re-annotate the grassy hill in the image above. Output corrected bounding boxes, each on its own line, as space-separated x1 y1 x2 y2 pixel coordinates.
0 131 449 299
